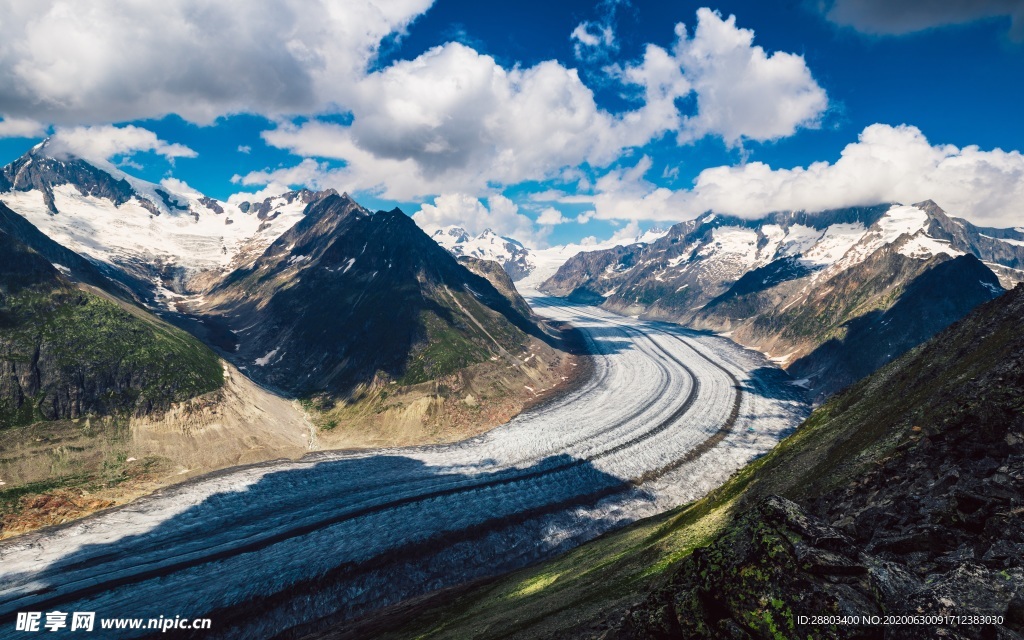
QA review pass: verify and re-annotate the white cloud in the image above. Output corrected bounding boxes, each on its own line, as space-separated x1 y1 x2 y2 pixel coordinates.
237 145 252 154
413 193 550 245
227 183 292 207
672 9 828 145
159 177 203 197
236 157 330 189
536 207 570 225
0 0 433 125
246 9 825 199
571 22 616 59
528 189 570 202
47 124 197 164
0 116 47 138
607 220 644 244
823 0 1024 40
254 44 630 199
584 124 1024 228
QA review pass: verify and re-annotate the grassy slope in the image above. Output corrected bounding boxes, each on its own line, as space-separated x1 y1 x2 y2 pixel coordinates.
1 237 225 530
1 284 224 428
369 286 1023 640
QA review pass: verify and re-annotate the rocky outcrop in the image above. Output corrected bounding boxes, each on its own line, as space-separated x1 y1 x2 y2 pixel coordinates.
457 256 533 317
1 144 137 214
617 494 1023 639
611 285 1024 640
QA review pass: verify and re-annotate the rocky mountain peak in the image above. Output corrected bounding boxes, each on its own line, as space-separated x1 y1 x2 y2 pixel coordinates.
200 195 545 396
0 146 137 214
429 225 536 281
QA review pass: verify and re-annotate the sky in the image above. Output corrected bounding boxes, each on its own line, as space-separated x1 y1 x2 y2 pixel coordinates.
1 0 1022 247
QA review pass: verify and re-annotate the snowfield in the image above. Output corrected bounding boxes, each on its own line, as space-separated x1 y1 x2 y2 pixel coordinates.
0 297 808 638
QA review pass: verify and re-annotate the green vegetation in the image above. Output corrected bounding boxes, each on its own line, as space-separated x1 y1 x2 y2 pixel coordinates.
1 285 223 429
399 289 529 386
400 308 491 385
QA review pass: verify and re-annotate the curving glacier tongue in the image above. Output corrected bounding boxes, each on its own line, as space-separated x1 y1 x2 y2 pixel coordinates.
0 296 808 639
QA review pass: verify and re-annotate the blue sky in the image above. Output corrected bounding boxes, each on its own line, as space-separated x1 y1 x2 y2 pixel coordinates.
1 0 1022 246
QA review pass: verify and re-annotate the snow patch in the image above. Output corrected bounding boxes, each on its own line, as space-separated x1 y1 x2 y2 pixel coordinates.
255 348 281 367
898 233 964 260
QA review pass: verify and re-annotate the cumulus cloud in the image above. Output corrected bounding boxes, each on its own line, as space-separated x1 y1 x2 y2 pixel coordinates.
822 0 1024 40
235 157 331 189
159 177 203 197
237 145 252 154
413 193 550 245
0 116 47 138
253 44 631 199
672 9 829 145
226 183 293 207
249 9 825 199
47 124 197 164
536 207 570 225
0 0 433 125
582 124 1024 227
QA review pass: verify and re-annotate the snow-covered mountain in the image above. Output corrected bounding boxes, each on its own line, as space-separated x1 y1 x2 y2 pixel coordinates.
428 224 669 288
430 227 535 280
0 141 334 301
544 203 1024 302
543 201 1023 398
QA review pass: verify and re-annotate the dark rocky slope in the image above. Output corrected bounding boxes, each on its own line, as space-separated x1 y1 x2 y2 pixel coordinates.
614 284 1024 639
457 256 533 318
202 193 556 397
357 285 1024 640
752 252 1001 398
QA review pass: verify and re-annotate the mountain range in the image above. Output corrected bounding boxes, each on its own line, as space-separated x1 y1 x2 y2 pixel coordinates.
428 224 670 289
431 227 536 280
541 202 1022 398
0 144 575 534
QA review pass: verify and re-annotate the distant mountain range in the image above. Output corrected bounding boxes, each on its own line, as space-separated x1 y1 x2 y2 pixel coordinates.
431 227 535 280
541 202 1022 398
0 141 332 303
428 224 669 287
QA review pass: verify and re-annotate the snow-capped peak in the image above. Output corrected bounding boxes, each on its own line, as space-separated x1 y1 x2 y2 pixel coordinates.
430 225 535 280
0 146 334 299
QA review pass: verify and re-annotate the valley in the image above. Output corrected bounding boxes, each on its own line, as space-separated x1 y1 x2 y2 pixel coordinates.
0 295 808 638
0 134 1020 640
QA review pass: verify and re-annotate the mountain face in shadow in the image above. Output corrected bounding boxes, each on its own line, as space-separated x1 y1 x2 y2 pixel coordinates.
612 284 1024 639
201 193 554 397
